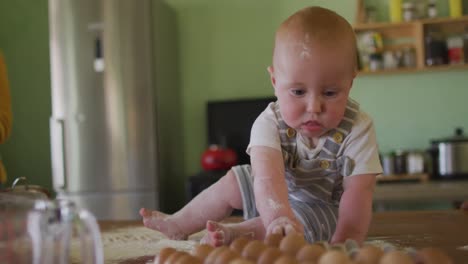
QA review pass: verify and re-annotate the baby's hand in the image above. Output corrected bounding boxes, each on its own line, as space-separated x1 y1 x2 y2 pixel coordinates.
266 216 304 236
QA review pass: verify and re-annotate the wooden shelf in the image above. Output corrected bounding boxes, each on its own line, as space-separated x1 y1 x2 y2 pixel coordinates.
354 15 468 29
354 9 468 75
358 63 468 75
376 173 430 183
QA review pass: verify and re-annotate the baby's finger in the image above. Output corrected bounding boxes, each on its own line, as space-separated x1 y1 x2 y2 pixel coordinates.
284 224 296 235
272 225 284 235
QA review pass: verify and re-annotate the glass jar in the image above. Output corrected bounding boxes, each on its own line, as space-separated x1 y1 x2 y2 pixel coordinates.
366 6 378 23
402 2 416 22
407 150 425 174
383 50 399 69
425 29 448 66
447 35 464 65
427 0 437 18
394 150 407 174
403 47 416 68
381 152 396 175
369 53 383 71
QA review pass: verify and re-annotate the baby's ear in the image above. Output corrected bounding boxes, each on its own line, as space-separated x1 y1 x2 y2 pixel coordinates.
267 66 276 86
349 70 357 89
267 65 273 75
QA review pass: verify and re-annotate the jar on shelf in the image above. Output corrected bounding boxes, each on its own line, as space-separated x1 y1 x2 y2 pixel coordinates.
383 50 399 69
369 53 383 71
389 0 403 23
402 2 416 21
403 47 416 68
366 6 378 23
427 0 437 18
425 29 448 66
449 0 463 18
447 35 464 65
381 152 396 176
394 150 407 174
414 0 428 19
407 150 425 174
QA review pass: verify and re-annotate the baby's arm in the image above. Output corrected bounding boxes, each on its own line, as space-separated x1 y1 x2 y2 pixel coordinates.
250 146 304 235
330 173 376 245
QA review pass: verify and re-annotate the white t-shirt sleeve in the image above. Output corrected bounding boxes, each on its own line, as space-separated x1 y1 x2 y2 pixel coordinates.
246 102 281 155
341 111 383 176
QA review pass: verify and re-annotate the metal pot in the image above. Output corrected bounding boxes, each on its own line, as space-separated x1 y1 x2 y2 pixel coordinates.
430 128 468 178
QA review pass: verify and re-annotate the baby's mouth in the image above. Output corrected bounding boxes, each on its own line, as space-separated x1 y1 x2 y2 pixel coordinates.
302 121 322 131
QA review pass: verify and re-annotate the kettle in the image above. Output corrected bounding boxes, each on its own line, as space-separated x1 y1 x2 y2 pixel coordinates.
430 127 468 179
0 196 103 264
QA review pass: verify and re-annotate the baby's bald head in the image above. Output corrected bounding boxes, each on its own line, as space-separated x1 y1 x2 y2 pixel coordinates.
272 7 357 73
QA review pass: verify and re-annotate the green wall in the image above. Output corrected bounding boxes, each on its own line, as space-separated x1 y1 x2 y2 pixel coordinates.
0 0 52 190
169 0 468 200
1 0 467 212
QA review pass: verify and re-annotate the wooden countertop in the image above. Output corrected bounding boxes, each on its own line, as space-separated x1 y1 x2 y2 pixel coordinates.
98 210 468 264
367 210 468 263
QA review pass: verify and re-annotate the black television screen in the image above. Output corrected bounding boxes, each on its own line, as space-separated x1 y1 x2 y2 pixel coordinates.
206 97 276 165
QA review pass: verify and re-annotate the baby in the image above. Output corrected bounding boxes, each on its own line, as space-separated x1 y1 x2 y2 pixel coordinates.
140 6 382 247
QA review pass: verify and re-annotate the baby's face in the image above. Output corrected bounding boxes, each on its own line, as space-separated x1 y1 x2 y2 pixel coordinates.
269 40 355 142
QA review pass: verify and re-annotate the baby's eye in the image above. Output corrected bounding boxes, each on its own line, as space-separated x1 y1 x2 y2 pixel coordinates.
290 89 305 96
323 90 337 97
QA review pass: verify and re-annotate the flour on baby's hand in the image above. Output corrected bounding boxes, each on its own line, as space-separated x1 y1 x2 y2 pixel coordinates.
267 198 284 211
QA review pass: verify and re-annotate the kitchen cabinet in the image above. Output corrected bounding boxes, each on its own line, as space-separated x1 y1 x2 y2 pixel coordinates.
354 5 468 75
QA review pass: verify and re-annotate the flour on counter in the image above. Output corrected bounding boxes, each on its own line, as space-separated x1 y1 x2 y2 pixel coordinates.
71 226 203 264
69 226 408 264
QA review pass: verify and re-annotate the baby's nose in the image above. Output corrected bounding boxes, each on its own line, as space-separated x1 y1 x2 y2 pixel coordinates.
306 97 322 113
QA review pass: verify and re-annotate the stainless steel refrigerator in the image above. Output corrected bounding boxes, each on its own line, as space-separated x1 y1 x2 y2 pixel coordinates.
48 0 159 220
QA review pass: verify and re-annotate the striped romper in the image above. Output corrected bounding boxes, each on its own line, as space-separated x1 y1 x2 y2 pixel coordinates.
232 99 360 243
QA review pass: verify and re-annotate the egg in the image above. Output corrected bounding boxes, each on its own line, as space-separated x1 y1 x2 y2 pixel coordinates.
229 258 256 264
379 250 413 264
205 246 229 264
174 254 202 264
155 247 177 264
214 249 240 264
318 250 351 264
163 251 188 264
416 247 453 264
242 240 268 261
279 233 307 256
274 254 298 264
264 233 284 248
257 247 283 264
296 244 326 262
353 244 384 264
230 237 252 254
191 244 214 260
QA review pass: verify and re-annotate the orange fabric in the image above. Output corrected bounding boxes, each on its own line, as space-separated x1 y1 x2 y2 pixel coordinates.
0 51 12 144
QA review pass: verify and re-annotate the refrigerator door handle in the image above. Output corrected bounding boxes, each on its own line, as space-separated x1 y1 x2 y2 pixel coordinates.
50 117 67 190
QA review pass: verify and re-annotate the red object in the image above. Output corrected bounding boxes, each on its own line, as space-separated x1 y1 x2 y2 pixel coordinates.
201 145 238 171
